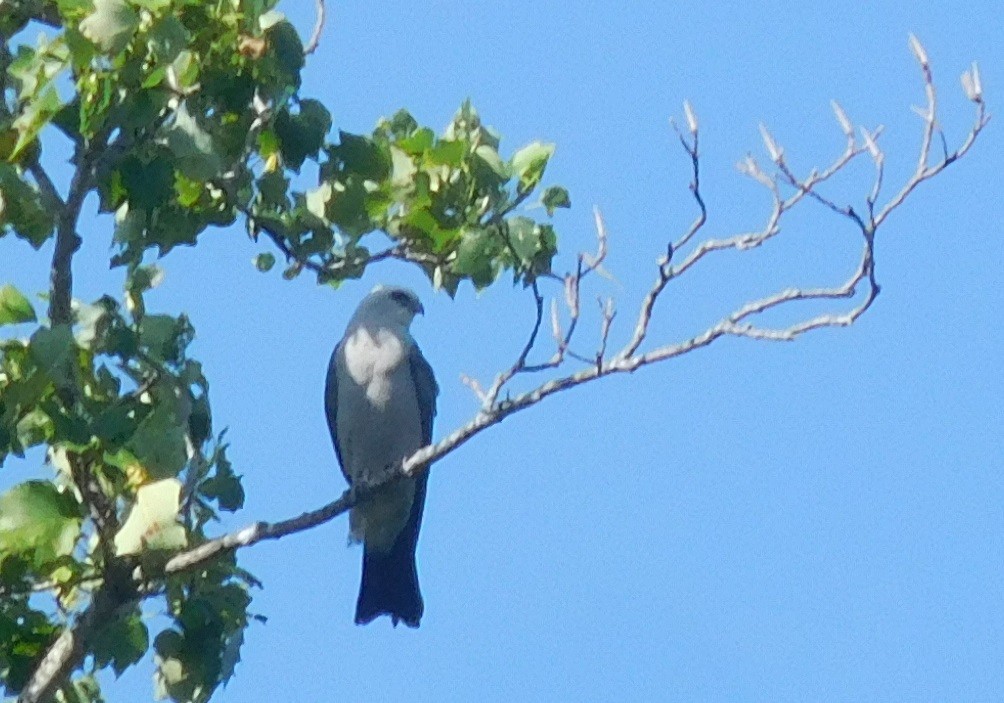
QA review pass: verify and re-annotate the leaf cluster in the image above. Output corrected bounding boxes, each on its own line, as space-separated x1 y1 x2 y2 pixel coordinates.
1 0 571 699
0 274 248 702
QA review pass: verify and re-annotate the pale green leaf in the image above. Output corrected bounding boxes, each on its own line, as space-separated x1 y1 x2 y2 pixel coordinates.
79 0 139 55
304 182 331 221
390 146 417 187
474 144 508 178
29 325 76 386
163 103 222 181
114 478 187 555
258 9 285 30
511 141 554 190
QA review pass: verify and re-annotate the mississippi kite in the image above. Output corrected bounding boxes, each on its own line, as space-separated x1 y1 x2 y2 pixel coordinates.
324 286 438 627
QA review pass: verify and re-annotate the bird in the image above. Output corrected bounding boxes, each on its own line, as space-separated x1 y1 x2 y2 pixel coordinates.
324 285 438 627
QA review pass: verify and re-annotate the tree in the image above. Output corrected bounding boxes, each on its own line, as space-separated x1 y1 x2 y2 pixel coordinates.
0 1 989 701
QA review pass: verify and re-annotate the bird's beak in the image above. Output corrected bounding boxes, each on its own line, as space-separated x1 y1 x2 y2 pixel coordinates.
416 302 425 316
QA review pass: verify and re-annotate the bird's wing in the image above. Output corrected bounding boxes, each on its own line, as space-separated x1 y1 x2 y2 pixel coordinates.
323 342 346 478
408 343 438 446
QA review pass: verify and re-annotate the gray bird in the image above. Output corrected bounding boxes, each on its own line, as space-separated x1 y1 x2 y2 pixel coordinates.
324 285 438 627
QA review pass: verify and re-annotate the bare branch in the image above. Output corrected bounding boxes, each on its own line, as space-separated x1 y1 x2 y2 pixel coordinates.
620 118 706 360
873 42 990 228
596 297 616 366
26 161 64 213
483 281 545 407
237 199 441 279
460 373 488 403
304 0 327 55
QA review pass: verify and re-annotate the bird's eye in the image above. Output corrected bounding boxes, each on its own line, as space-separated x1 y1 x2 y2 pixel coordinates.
390 291 411 306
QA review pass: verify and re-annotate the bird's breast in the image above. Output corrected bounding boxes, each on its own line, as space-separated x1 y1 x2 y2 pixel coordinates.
341 325 408 407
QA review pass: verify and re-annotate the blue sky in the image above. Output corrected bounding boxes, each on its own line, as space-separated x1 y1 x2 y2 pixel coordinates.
2 1 1002 701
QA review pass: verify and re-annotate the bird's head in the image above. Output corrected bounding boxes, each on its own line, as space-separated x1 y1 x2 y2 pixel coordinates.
353 285 425 328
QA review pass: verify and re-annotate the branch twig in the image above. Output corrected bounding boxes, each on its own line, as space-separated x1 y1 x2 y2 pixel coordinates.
303 0 326 55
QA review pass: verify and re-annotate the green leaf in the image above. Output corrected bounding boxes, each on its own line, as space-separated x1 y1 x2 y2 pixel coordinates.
11 85 63 160
541 185 571 216
114 479 187 555
118 155 174 211
126 405 187 480
163 103 222 181
139 314 192 365
503 217 557 282
0 285 36 326
273 99 331 171
427 139 467 167
79 0 139 55
91 608 149 677
333 131 389 180
147 16 189 64
263 20 305 90
28 326 76 387
0 166 55 246
0 604 59 695
153 631 187 702
187 395 212 448
93 403 139 447
511 141 554 192
453 228 502 289
396 127 435 155
0 481 81 565
254 253 275 272
381 109 419 138
218 628 244 687
199 446 243 512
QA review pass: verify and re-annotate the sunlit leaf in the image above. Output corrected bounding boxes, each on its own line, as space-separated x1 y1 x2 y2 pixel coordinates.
79 0 139 55
0 481 81 565
0 285 36 326
511 141 554 191
114 479 187 555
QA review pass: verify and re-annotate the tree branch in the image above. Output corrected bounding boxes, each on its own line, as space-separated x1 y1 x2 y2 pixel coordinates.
47 144 92 325
303 0 326 55
18 571 137 703
21 131 121 703
150 41 989 586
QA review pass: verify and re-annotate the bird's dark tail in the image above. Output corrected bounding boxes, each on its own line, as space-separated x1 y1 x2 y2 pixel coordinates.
355 475 428 628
